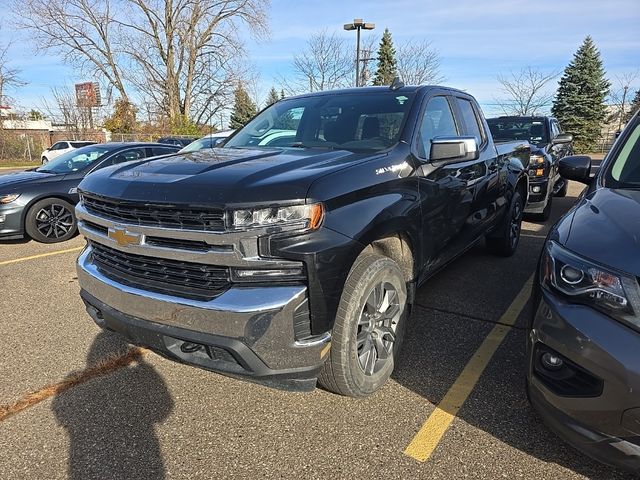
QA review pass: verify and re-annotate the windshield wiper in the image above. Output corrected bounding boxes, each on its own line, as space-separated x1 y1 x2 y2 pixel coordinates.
36 168 55 173
287 142 339 150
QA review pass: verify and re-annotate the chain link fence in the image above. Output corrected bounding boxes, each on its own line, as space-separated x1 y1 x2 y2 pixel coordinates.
0 130 201 164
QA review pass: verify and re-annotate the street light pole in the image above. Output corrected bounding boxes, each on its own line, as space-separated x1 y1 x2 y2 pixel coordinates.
343 19 375 87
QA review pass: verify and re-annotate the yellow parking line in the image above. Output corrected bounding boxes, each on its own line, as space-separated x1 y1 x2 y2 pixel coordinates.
0 246 84 266
404 274 534 462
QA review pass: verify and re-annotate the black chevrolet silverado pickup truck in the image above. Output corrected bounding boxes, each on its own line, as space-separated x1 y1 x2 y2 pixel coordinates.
487 116 573 220
75 86 530 397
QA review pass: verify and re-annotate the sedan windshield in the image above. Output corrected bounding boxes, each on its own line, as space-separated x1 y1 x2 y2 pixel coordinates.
487 118 549 145
36 145 111 174
180 136 226 153
224 91 416 153
606 121 640 189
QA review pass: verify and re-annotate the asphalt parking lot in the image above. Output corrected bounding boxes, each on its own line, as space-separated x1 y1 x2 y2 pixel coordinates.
0 175 633 479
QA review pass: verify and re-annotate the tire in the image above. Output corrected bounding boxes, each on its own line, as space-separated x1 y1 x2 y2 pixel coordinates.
41 156 48 165
25 198 77 243
535 192 553 222
486 190 524 257
318 253 409 397
555 178 568 197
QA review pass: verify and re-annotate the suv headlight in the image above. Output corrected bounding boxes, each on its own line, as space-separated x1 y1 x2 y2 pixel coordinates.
541 240 640 328
0 193 20 204
230 203 324 230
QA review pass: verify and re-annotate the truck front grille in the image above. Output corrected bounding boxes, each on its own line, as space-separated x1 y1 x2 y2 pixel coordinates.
82 194 225 232
89 240 230 301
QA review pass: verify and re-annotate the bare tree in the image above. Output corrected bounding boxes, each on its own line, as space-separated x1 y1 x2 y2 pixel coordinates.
16 0 128 101
0 35 25 112
40 86 104 135
396 39 444 85
495 67 558 116
282 30 353 94
15 0 269 125
608 70 639 130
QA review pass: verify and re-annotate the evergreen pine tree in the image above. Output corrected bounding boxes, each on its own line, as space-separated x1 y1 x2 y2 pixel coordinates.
624 89 640 123
229 83 257 129
265 87 280 107
280 89 286 100
551 36 610 153
372 28 397 86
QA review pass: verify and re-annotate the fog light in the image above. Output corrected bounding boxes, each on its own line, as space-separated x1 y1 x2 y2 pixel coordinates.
532 186 541 193
541 352 563 370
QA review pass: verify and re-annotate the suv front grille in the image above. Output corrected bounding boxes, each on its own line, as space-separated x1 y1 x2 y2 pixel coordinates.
89 241 230 301
82 194 225 232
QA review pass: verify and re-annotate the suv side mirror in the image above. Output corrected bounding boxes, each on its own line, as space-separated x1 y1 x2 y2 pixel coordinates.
559 155 591 184
430 136 479 164
552 133 573 145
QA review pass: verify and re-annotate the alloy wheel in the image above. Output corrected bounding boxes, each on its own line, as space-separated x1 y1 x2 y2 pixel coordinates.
510 200 523 249
35 203 74 239
356 281 401 376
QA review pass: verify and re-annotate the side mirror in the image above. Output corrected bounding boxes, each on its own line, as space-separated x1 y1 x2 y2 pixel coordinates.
214 138 226 147
559 155 591 184
430 136 479 164
552 133 573 145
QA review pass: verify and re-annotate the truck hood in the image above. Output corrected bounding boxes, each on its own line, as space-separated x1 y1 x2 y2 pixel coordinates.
0 170 56 190
563 187 640 276
78 147 373 206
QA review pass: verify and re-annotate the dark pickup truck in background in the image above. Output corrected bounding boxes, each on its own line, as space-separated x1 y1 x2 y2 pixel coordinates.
487 116 573 220
75 85 530 397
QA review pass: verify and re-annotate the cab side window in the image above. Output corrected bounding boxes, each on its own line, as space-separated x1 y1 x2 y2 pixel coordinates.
417 96 458 159
456 97 485 147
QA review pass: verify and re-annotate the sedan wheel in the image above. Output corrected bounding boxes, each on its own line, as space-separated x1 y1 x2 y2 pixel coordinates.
25 198 78 243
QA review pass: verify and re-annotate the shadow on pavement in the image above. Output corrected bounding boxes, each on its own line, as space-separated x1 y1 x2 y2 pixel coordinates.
52 331 174 480
393 191 635 479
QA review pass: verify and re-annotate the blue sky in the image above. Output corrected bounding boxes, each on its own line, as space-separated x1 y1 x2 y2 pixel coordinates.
2 0 639 116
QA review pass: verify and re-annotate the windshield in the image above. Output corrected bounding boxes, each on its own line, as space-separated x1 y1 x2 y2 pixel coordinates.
224 91 416 153
180 136 225 153
606 121 640 189
36 145 111 174
487 118 549 145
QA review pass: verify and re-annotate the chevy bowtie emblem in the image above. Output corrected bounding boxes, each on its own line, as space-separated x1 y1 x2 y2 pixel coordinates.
108 227 141 247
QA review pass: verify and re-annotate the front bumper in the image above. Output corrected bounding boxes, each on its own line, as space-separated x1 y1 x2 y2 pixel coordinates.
527 288 640 473
0 204 25 239
77 247 331 391
524 178 550 213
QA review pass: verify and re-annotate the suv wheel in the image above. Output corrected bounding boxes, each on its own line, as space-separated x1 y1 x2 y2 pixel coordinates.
318 253 408 397
486 190 524 257
41 156 48 164
25 198 77 243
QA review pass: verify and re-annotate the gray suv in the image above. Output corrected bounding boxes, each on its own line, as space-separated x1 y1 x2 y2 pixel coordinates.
527 110 640 473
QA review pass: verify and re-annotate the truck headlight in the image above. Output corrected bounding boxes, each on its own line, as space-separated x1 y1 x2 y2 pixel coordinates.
529 155 545 177
231 203 324 230
0 193 20 204
541 240 640 328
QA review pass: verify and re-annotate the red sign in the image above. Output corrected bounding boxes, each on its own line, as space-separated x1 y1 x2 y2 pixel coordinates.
75 82 101 107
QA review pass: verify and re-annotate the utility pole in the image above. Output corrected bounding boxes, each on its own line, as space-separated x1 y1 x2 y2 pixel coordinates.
343 19 375 87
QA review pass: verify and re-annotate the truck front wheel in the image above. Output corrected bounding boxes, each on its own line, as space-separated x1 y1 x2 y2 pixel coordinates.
318 253 408 397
